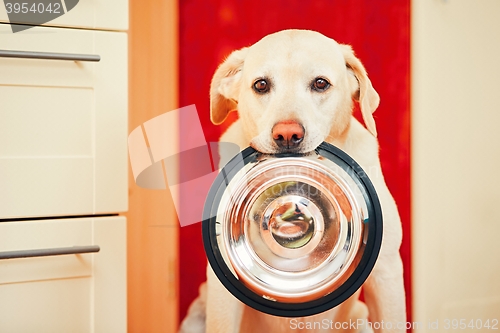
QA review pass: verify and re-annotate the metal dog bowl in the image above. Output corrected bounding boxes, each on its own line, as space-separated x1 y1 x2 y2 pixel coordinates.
202 142 382 317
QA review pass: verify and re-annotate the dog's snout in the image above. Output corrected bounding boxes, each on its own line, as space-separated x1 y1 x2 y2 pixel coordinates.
272 121 305 150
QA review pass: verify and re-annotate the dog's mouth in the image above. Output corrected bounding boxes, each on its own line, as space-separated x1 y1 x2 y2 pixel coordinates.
249 142 310 155
248 128 326 155
249 140 321 156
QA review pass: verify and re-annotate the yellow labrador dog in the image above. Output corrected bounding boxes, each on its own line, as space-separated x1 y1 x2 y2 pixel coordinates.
179 29 405 333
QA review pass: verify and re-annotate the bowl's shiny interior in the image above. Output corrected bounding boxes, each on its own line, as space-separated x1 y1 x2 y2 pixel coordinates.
215 152 370 303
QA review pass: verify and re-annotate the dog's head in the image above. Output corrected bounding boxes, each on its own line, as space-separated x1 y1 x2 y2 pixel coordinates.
210 29 379 154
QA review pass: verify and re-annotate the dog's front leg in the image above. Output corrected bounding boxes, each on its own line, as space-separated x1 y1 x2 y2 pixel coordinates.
364 254 406 333
206 265 245 333
363 186 406 333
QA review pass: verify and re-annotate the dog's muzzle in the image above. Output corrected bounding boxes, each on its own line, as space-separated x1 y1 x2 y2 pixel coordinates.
202 142 382 317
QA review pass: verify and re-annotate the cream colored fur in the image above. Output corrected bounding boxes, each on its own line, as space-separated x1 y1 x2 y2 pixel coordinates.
179 29 405 333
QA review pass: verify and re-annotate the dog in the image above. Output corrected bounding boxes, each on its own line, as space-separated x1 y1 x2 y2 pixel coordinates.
179 29 406 333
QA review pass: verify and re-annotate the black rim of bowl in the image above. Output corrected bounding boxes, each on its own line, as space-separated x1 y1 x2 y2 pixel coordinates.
202 142 383 317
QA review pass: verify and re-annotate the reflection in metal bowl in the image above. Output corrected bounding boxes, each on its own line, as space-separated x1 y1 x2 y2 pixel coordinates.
202 142 382 317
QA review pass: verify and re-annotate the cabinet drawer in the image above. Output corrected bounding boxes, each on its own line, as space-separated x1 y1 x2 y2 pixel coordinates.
0 216 126 333
0 24 127 218
0 0 128 31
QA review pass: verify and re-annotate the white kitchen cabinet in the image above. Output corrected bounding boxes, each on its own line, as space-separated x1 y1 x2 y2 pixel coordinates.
0 0 128 31
0 216 126 333
0 1 128 331
0 23 128 218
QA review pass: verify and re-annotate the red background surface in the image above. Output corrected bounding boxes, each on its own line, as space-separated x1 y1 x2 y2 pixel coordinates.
179 0 411 327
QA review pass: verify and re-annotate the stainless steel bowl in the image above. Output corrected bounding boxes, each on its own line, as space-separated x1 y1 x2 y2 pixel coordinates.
202 142 382 317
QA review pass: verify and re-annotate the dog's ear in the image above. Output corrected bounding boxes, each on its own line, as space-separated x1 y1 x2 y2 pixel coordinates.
210 47 249 125
340 44 380 137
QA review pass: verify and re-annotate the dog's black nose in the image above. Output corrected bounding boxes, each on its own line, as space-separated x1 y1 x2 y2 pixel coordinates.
272 121 305 149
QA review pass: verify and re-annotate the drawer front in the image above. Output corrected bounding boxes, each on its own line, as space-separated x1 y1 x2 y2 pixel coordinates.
0 0 128 31
1 278 92 333
0 24 128 218
0 219 94 284
0 216 126 333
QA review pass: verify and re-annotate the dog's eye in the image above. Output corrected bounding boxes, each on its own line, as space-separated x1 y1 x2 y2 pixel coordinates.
312 78 330 92
253 79 270 94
